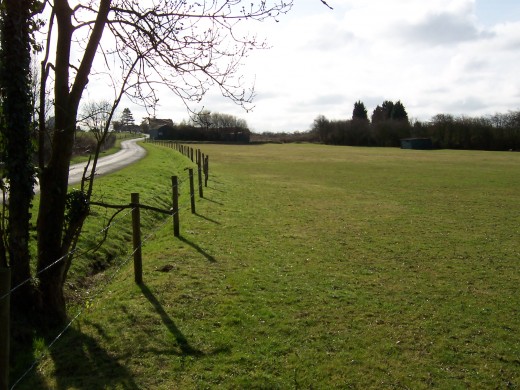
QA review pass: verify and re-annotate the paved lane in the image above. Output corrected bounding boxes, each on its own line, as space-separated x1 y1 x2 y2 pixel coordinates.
30 137 147 195
67 137 147 185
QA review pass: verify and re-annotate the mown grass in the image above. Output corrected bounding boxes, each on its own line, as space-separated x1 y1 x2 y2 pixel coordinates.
17 143 520 389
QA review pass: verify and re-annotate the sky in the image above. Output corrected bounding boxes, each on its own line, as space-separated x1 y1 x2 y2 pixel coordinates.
108 0 520 133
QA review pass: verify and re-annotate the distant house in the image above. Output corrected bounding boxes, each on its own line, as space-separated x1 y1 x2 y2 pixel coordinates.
400 138 433 150
144 116 250 142
147 118 174 139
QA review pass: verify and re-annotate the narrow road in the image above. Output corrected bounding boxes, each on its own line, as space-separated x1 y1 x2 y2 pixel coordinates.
31 136 147 194
67 136 147 185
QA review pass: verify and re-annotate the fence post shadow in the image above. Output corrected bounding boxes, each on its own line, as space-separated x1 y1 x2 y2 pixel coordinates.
194 212 221 225
178 235 217 263
138 284 203 357
207 185 225 193
201 197 224 206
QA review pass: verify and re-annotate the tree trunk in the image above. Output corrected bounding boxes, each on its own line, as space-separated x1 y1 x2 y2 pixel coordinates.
35 0 75 324
36 0 111 325
0 0 35 310
36 125 75 324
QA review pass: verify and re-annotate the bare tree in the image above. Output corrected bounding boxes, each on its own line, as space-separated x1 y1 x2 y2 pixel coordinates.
80 100 112 136
32 0 324 324
190 109 213 130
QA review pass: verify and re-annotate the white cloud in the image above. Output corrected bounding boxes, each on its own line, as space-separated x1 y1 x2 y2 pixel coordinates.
397 12 494 45
97 0 520 132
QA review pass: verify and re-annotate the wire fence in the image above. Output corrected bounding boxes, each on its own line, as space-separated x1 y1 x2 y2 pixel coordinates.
1 155 198 302
10 211 173 390
3 142 213 389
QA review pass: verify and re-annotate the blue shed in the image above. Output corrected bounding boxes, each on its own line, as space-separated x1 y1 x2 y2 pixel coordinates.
400 138 433 150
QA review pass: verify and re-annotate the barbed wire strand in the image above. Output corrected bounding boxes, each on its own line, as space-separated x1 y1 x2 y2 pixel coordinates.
10 209 173 389
2 204 137 302
0 225 136 302
0 248 78 302
7 159 210 383
2 181 202 304
81 188 187 252
83 205 133 240
10 309 83 390
86 186 177 242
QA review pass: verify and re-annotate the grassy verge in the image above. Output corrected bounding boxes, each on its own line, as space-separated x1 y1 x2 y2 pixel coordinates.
18 143 520 389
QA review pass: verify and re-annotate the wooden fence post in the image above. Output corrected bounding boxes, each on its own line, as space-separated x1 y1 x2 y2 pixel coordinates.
188 168 196 214
131 193 143 284
197 160 204 198
204 155 209 187
0 267 10 390
172 176 180 237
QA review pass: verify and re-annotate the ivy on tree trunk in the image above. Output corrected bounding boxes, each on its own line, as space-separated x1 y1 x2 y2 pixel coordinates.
0 0 36 312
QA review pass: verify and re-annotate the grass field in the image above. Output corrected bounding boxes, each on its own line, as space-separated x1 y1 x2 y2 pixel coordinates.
17 143 520 389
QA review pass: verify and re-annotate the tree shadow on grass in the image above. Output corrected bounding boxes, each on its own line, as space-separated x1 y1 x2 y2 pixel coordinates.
18 324 141 390
11 285 230 389
178 235 217 263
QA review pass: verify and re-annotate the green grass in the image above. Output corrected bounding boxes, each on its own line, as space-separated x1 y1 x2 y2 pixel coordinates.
17 143 520 389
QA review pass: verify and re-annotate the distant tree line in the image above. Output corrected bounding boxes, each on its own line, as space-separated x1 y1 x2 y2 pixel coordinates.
148 110 251 143
413 112 520 150
250 131 315 143
313 100 411 147
312 100 520 150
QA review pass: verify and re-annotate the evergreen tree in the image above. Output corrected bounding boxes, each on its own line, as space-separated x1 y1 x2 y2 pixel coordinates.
371 105 385 123
391 100 409 122
370 100 411 147
120 107 135 129
352 100 368 121
382 100 394 120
